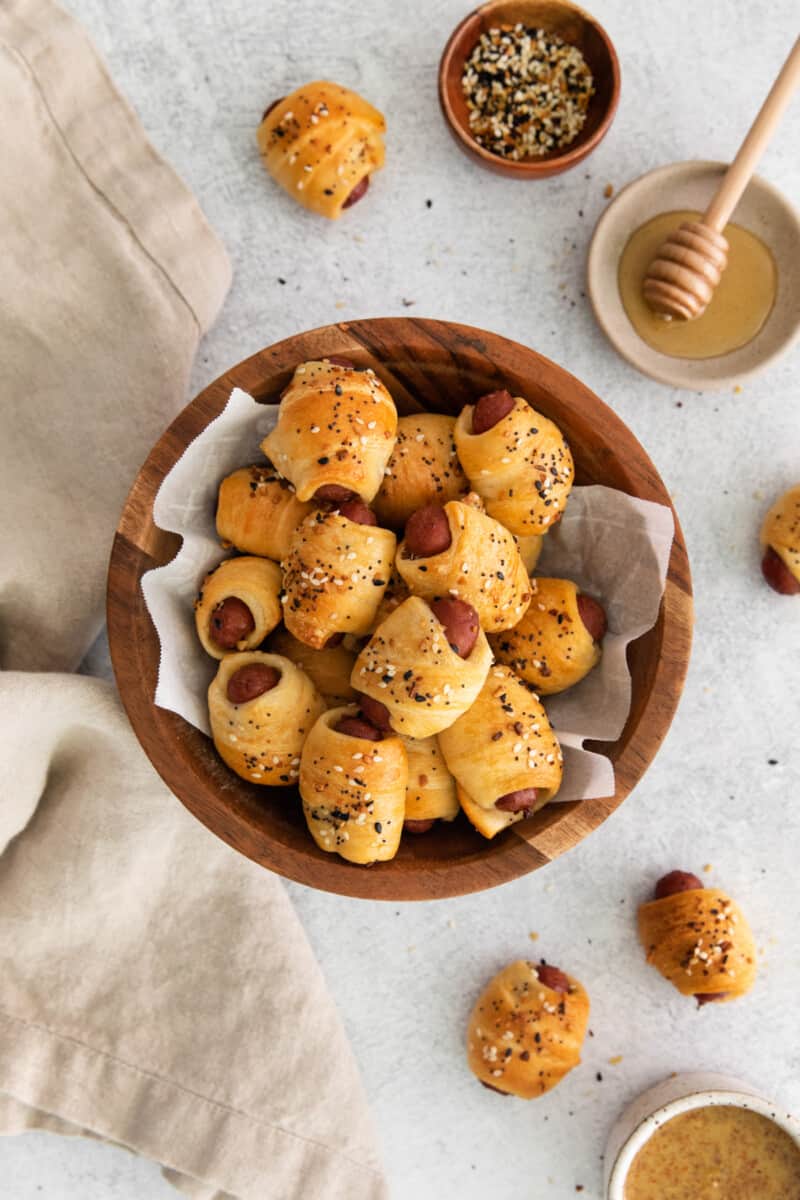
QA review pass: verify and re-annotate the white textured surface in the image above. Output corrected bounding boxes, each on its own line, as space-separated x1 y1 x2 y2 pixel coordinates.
8 1 800 1197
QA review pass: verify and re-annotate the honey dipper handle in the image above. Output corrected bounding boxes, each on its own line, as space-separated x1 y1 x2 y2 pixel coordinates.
704 37 800 233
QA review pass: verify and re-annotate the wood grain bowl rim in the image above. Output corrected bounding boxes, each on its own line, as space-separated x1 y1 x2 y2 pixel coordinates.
107 317 693 901
438 0 621 179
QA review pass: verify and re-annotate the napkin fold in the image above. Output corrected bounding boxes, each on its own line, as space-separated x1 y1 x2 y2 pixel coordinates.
0 2 387 1196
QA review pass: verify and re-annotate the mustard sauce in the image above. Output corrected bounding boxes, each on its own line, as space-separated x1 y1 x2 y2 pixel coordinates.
624 1104 800 1200
618 210 777 359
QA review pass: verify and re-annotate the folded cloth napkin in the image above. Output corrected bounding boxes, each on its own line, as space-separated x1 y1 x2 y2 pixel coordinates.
0 2 387 1197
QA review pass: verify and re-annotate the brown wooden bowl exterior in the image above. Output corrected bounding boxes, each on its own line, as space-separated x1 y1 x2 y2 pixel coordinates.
439 0 621 179
107 318 692 901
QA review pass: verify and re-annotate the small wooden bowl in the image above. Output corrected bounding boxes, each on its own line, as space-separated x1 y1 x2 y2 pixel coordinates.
438 0 621 179
108 318 692 901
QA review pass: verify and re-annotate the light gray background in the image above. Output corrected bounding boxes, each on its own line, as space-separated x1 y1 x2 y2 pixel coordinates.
4 1 799 1197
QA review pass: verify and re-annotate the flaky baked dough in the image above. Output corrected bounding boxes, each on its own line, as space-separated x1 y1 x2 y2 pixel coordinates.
439 665 562 839
467 960 590 1098
402 735 459 823
351 595 493 739
395 497 533 633
760 483 800 584
454 396 574 536
256 81 385 219
300 706 407 864
282 509 396 648
366 563 410 634
490 577 600 695
195 556 283 660
373 413 468 528
261 360 397 502
638 887 757 1002
267 627 356 706
208 652 325 785
215 465 313 561
515 533 544 574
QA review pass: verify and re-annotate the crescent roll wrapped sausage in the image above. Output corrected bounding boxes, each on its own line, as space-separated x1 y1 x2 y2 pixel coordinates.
215 465 313 561
454 391 574 536
261 359 397 503
760 483 800 595
256 81 385 219
490 577 606 695
402 735 459 829
267 627 356 706
396 497 532 632
195 556 282 659
281 507 396 648
515 534 544 574
208 652 325 785
299 707 407 864
467 960 590 1098
372 413 468 529
438 665 562 839
638 871 757 1006
351 595 492 739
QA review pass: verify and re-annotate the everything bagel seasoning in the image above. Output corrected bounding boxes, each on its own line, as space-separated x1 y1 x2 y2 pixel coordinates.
462 24 594 160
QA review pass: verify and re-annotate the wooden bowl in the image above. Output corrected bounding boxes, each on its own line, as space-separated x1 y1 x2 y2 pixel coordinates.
108 318 692 901
438 0 621 179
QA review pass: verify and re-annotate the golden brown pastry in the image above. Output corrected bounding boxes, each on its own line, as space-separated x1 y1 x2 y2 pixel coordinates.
372 413 468 528
638 871 757 1006
467 960 590 1098
208 652 325 785
281 503 396 648
490 577 607 695
299 707 407 864
256 81 385 219
266 627 356 706
261 359 397 503
454 390 574 535
366 563 411 633
515 533 544 574
438 665 562 839
351 595 492 739
395 496 532 633
402 735 459 829
215 465 313 561
760 484 800 595
194 556 282 660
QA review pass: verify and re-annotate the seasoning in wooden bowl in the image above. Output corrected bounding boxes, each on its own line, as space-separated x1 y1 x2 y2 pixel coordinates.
624 1104 800 1200
462 24 594 160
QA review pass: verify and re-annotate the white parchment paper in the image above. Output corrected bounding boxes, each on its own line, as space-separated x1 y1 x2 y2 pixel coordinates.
141 388 675 802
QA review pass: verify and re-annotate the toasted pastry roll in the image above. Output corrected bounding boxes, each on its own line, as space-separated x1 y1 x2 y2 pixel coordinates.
439 665 562 839
366 564 410 634
257 81 385 219
261 360 397 503
396 497 532 632
515 534 544 574
267 627 356 706
208 652 325 785
638 871 757 1005
281 508 396 648
467 960 590 1098
402 735 459 825
351 596 492 739
454 393 574 536
760 484 800 595
195 556 283 660
490 577 605 695
300 707 407 864
215 465 313 561
373 413 468 528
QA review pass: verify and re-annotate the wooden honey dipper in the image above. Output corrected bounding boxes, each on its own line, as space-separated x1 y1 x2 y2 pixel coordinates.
643 37 800 321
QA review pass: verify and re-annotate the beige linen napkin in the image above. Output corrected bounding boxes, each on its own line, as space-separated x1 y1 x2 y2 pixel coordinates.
0 2 387 1197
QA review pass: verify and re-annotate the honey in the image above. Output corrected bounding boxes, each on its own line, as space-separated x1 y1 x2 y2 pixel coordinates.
618 210 777 359
624 1104 800 1200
